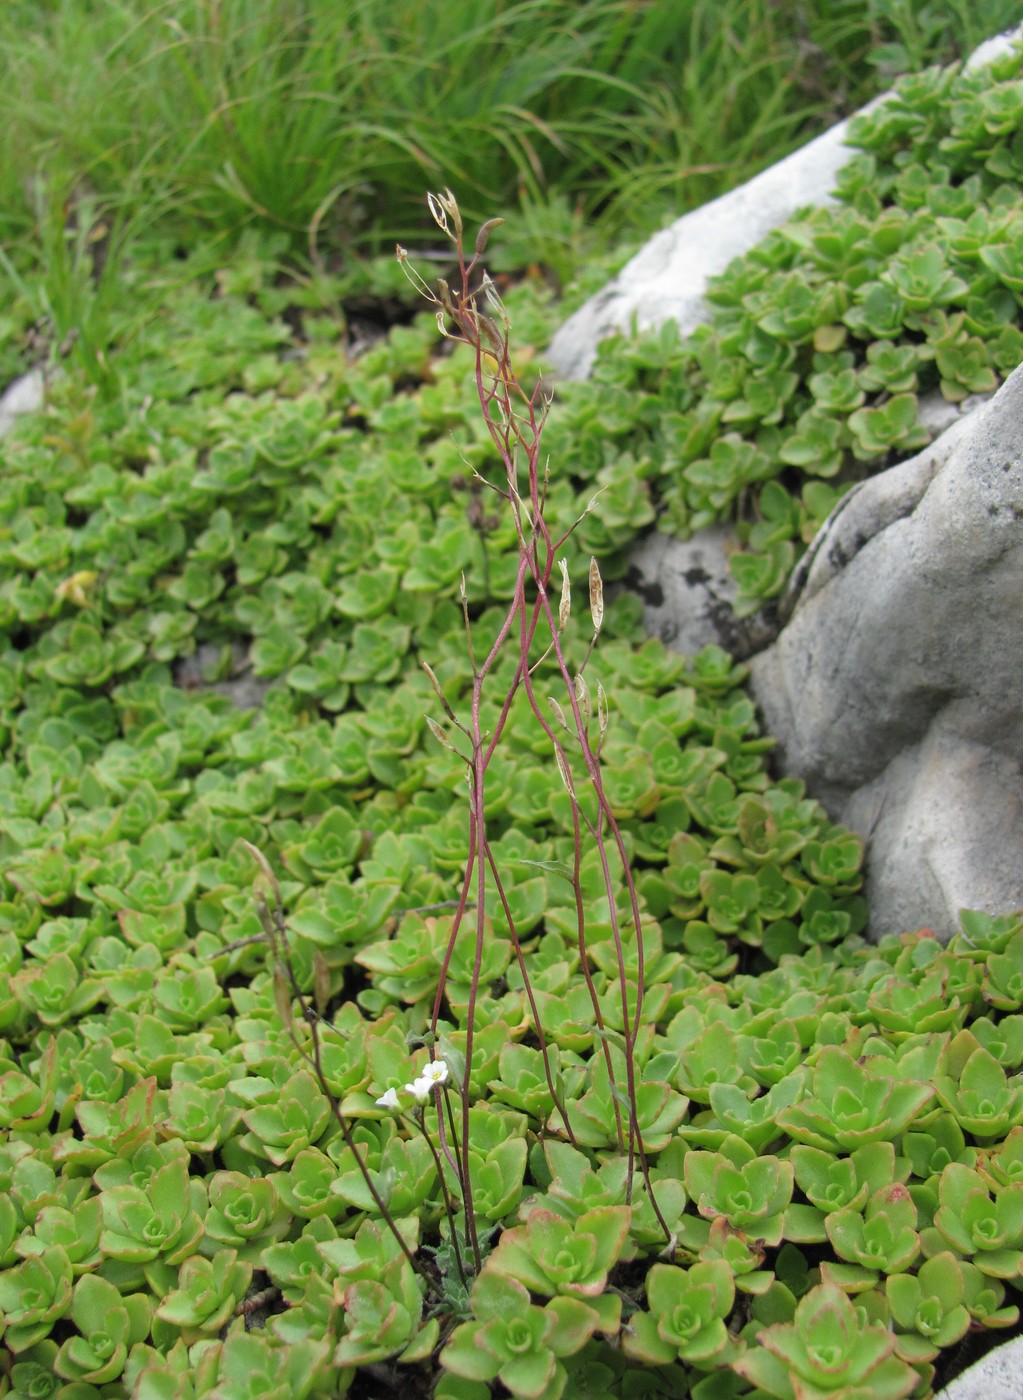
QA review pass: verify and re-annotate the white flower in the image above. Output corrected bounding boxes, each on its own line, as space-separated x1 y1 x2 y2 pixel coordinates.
402 1059 449 1105
375 1087 402 1111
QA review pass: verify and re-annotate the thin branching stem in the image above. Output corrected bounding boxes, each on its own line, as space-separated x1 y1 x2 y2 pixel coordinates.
248 875 436 1291
482 838 579 1149
412 1104 467 1291
411 189 672 1254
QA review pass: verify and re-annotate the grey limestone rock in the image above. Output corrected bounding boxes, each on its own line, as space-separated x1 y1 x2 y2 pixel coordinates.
0 369 46 438
750 362 1023 939
547 114 862 382
936 1336 1023 1400
621 526 778 660
173 642 272 711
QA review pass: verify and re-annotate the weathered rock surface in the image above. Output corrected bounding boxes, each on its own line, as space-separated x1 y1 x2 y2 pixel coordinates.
624 389 993 664
937 1335 1023 1400
750 362 1023 939
620 526 750 658
174 642 272 711
547 115 861 381
0 368 45 438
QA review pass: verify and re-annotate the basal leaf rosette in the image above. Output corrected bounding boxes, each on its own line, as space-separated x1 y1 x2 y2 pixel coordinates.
791 1141 901 1217
958 1259 1020 1330
98 1156 206 1281
154 1248 253 1343
933 1043 1023 1138
823 1183 920 1286
622 1260 740 1368
271 1148 347 1221
236 1070 332 1166
487 1041 564 1122
774 1046 934 1151
203 1170 291 1260
0 1244 73 1352
977 1126 1023 1191
865 967 966 1037
698 1216 773 1295
708 1070 806 1155
684 1135 794 1246
334 1254 438 1368
566 1052 688 1151
54 1272 151 1383
486 1205 628 1334
202 1332 334 1400
14 1196 102 1276
886 1251 971 1364
933 1162 1023 1277
733 1282 918 1400
441 1269 599 1400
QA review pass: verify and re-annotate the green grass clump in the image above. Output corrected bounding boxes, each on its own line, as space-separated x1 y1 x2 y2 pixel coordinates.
0 0 1018 279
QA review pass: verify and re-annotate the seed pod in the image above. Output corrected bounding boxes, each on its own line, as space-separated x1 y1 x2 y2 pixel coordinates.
427 188 459 236
241 839 281 908
554 745 575 797
597 681 609 741
549 696 569 731
421 660 458 722
589 557 604 636
558 559 571 632
273 963 294 1033
425 715 459 753
574 672 591 723
475 217 505 255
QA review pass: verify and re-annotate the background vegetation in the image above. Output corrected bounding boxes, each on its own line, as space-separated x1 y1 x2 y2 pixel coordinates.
1 0 1021 285
2 4 1023 1400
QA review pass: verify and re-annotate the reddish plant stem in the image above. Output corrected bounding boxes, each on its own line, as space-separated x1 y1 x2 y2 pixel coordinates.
252 887 432 1289
421 194 670 1245
481 837 579 1149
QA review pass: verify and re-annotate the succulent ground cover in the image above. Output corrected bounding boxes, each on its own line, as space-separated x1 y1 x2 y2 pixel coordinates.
547 43 1023 616
2 40 1023 1400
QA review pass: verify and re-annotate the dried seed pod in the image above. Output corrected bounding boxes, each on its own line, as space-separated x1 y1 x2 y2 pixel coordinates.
273 963 294 1033
549 696 569 731
421 660 458 723
427 188 460 237
554 745 575 797
587 562 604 641
574 672 591 723
597 681 609 741
425 715 459 753
241 839 282 908
558 559 571 632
